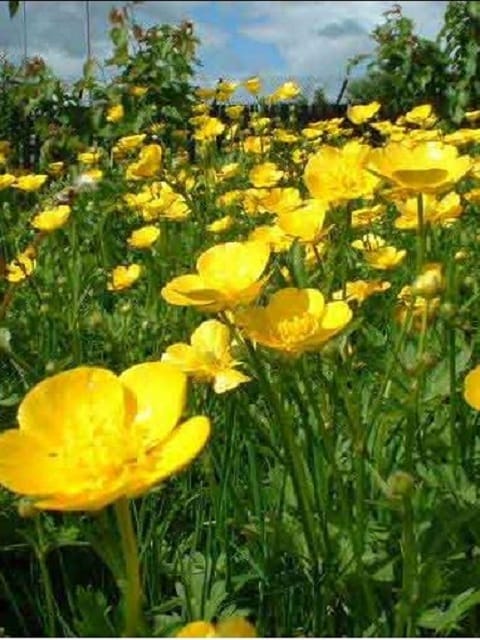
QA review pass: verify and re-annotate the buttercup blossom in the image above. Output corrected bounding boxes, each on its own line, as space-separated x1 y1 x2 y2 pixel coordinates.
106 103 124 123
108 264 141 291
249 162 284 188
13 174 48 192
177 617 256 638
6 247 36 283
464 366 480 411
333 280 391 304
162 320 250 394
0 363 210 511
161 241 270 312
127 225 160 249
368 141 471 194
347 101 381 125
31 205 71 232
236 287 352 357
304 141 380 205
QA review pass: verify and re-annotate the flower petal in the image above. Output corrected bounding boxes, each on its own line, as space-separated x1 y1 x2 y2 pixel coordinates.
464 366 480 411
126 416 210 496
18 367 126 447
0 430 83 496
119 362 187 448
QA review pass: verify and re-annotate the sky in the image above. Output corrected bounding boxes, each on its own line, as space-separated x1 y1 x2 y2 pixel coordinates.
0 1 448 100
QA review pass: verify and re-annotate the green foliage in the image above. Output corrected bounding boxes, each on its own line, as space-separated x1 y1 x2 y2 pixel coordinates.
347 4 449 119
439 1 480 122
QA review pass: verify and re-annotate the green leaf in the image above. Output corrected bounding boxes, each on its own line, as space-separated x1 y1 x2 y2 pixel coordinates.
73 587 117 637
418 589 480 633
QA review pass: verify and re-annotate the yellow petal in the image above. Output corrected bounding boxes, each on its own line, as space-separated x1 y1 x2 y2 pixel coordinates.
161 275 219 307
321 301 353 330
0 430 76 496
126 416 210 496
190 320 231 359
215 617 257 637
119 362 187 447
177 621 216 637
18 367 126 447
213 369 251 394
464 366 480 411
161 344 205 374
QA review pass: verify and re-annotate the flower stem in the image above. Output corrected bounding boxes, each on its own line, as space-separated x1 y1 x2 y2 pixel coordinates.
34 517 56 637
395 497 418 637
114 497 144 637
416 193 425 274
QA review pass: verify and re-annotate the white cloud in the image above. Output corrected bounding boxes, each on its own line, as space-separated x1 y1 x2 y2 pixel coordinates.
239 1 448 97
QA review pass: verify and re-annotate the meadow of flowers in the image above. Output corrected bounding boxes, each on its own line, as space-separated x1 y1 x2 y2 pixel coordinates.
1 26 480 637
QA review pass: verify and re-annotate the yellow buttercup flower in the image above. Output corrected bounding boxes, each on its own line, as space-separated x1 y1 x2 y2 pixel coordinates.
130 85 148 97
236 288 352 357
161 241 270 312
351 203 386 228
162 319 250 394
347 101 381 125
80 168 103 184
225 105 244 120
242 188 269 216
277 199 328 244
352 235 406 270
243 135 271 154
14 174 48 192
268 81 300 103
194 117 225 142
127 225 160 249
443 129 480 146
117 134 147 152
258 187 303 215
0 174 16 190
465 109 480 124
304 141 380 205
274 129 298 144
6 247 36 283
217 162 240 180
464 366 480 410
393 192 462 229
243 76 262 96
402 104 436 127
177 617 256 637
249 162 284 188
126 144 163 180
248 224 293 253
368 141 471 194
0 363 210 511
464 187 480 205
31 205 71 232
216 80 239 100
332 279 391 304
108 264 141 291
77 150 102 165
206 215 234 233
106 103 124 123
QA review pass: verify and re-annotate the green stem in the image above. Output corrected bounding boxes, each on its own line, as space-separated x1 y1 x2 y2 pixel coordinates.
394 497 418 637
416 193 425 274
34 517 56 637
243 340 320 567
114 498 144 637
446 259 460 465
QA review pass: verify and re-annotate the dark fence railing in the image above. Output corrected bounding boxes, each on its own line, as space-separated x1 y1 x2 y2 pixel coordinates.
1 100 349 170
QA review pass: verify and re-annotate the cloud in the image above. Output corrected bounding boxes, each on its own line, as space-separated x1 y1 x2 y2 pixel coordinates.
238 1 448 97
0 1 448 99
